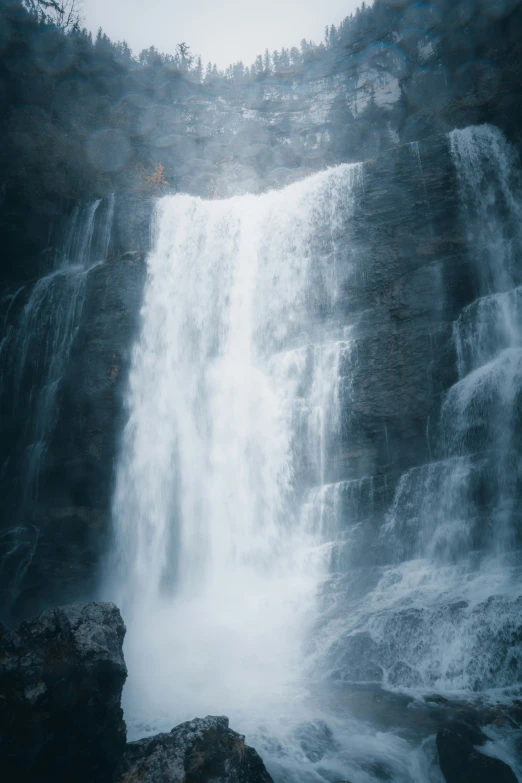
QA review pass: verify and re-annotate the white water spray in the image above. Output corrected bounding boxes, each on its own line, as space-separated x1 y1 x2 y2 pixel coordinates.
110 166 362 741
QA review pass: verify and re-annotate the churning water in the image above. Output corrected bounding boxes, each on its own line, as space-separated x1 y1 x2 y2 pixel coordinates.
110 126 522 782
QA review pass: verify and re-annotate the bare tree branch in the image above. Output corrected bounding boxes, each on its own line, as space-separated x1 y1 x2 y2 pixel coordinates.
25 0 84 31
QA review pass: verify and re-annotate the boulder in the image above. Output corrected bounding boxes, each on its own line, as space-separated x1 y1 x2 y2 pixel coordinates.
0 601 127 782
117 715 274 783
436 728 517 783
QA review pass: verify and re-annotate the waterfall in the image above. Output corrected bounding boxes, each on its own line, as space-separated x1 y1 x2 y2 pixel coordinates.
444 126 522 552
448 124 522 294
109 125 522 782
0 194 115 608
109 165 362 744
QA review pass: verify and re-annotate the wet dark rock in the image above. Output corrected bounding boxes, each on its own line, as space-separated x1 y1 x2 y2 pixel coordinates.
443 721 488 748
423 694 449 705
360 760 394 781
436 728 518 783
329 631 384 683
0 601 127 782
387 661 423 688
294 719 339 763
116 716 274 783
324 682 509 748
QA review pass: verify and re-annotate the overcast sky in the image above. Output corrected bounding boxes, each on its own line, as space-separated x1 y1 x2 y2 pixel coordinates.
83 0 362 69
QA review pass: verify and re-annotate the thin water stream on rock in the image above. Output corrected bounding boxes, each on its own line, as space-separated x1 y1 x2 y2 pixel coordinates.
0 195 115 609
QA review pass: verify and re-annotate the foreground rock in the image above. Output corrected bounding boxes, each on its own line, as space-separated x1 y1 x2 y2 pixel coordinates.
117 716 274 783
436 728 517 783
0 601 127 782
0 601 274 783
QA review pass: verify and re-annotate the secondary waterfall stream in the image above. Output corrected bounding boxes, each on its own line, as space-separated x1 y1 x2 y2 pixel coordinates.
0 195 115 611
109 126 522 783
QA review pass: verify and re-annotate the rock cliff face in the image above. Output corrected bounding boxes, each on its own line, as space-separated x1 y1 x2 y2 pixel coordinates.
0 194 152 621
334 133 464 487
0 129 467 619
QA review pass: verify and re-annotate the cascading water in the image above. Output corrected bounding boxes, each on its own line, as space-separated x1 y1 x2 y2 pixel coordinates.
303 125 522 780
109 166 361 747
314 126 522 677
109 124 522 783
445 126 522 553
0 194 115 610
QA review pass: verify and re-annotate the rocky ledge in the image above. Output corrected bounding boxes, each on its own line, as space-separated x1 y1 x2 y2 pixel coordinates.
0 601 519 783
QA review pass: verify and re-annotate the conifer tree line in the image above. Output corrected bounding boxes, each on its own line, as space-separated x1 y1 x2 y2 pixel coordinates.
22 0 383 82
18 0 522 86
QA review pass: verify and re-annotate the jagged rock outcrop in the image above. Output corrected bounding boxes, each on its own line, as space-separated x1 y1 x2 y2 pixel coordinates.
116 716 274 783
0 602 127 782
436 728 518 783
